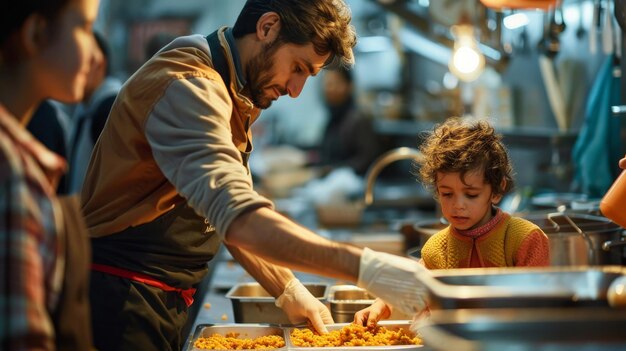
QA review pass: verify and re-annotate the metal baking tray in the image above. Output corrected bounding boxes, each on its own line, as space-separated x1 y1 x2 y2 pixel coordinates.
419 308 626 351
226 282 328 324
285 321 423 350
422 266 626 309
185 324 287 351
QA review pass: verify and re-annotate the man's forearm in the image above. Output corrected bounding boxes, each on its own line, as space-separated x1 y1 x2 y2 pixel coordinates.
224 207 362 282
224 243 295 297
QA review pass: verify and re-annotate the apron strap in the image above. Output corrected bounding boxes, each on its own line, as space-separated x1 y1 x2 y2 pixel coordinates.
91 263 196 307
206 30 231 89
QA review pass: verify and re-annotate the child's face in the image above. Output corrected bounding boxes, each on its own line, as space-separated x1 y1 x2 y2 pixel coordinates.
436 170 503 231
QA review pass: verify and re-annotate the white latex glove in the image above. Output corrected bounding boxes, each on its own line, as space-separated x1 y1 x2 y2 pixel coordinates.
275 278 334 334
357 247 430 316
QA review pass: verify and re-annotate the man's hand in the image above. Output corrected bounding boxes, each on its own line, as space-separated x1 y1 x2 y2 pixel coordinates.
276 278 334 334
357 248 430 316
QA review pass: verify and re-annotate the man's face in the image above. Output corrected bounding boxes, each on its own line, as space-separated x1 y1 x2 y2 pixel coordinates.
245 41 329 109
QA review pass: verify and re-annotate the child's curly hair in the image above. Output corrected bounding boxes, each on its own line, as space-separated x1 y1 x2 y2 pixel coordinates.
416 117 514 198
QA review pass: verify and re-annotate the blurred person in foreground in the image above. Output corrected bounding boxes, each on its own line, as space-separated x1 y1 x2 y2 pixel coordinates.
354 117 550 327
27 100 72 194
66 30 122 194
80 1 430 350
316 66 383 176
0 0 99 349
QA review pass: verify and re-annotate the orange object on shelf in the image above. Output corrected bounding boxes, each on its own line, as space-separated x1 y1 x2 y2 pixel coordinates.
601 170 626 229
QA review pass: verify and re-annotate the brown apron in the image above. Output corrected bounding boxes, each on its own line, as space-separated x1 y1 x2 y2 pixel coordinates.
52 194 94 350
89 203 221 351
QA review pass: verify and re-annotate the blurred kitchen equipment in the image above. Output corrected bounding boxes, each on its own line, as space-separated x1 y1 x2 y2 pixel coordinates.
530 192 588 210
608 275 626 307
226 282 328 324
603 0 615 54
539 55 567 131
364 147 424 206
479 0 557 10
591 0 600 53
424 266 626 310
315 202 364 228
400 220 447 253
525 212 624 265
419 307 626 351
576 1 586 39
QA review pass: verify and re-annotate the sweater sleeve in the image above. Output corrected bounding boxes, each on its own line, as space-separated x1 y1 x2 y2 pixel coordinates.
144 77 273 239
515 229 551 266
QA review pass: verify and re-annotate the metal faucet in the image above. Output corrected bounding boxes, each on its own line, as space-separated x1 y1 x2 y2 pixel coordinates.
363 147 424 206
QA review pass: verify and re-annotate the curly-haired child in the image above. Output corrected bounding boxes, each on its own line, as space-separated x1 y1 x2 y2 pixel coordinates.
355 117 550 326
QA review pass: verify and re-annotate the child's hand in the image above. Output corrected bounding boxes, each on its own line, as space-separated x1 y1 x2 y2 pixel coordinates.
353 298 392 327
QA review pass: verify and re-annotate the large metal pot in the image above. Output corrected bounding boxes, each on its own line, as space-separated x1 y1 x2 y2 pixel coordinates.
525 213 625 266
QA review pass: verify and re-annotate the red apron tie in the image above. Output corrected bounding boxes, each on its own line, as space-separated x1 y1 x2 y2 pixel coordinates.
91 263 196 307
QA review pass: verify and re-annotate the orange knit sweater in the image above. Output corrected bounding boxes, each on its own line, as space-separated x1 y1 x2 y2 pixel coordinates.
421 213 550 269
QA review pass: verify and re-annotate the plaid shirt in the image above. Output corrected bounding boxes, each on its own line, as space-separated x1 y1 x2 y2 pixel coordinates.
0 104 66 350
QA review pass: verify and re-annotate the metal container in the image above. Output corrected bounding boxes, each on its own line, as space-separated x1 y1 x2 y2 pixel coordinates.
226 282 328 324
424 266 626 310
525 212 624 265
328 285 411 322
419 308 626 351
328 285 375 323
185 324 287 351
285 321 423 350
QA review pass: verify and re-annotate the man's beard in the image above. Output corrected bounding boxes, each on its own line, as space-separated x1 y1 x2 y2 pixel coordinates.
246 40 285 109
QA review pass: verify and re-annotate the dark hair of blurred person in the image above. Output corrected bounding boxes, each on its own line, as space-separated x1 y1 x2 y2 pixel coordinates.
27 100 71 194
144 32 178 60
0 0 99 349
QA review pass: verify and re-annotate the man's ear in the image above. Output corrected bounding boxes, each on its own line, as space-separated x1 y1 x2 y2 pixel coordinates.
256 12 281 42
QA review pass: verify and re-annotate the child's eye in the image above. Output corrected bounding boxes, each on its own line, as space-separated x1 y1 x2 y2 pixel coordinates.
440 192 452 197
466 194 479 199
294 66 303 73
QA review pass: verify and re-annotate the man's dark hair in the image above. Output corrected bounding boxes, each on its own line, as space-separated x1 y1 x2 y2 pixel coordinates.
232 0 356 68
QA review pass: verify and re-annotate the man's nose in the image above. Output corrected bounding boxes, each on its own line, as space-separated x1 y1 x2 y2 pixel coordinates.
287 76 307 98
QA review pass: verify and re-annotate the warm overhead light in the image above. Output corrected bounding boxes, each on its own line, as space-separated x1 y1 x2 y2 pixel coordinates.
448 23 485 82
503 13 530 29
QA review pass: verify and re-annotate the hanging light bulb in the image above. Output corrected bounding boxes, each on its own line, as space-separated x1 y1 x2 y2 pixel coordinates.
448 21 485 82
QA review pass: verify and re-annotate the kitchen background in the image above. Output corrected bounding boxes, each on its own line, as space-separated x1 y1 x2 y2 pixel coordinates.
93 0 626 207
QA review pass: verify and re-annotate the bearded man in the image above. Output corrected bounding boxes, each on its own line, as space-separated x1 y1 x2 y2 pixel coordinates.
81 1 430 350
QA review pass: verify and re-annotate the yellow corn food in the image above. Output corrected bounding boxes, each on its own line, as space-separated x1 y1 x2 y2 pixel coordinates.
290 323 421 347
193 332 285 350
